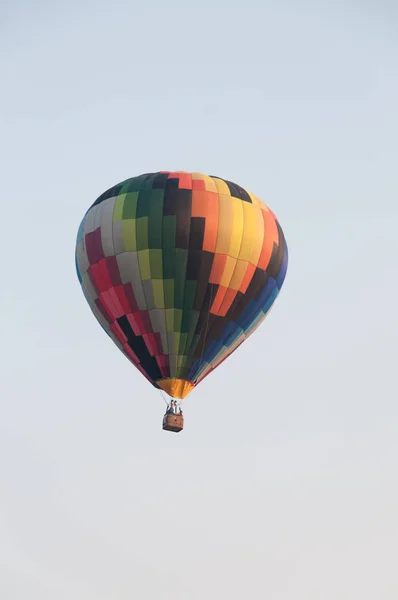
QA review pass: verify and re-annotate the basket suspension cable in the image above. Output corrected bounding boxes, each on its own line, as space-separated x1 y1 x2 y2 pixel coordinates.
159 389 169 405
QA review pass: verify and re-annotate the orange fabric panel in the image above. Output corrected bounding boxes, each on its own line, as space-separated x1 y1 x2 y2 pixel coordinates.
157 378 194 399
229 259 249 291
192 179 205 190
220 255 237 287
238 201 256 262
215 194 233 255
250 205 265 267
209 253 227 284
192 190 219 253
210 285 228 315
218 287 238 317
239 262 256 293
258 210 278 270
177 173 192 189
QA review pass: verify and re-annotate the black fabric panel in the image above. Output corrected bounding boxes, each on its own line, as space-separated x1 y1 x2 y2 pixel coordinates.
193 252 215 311
205 314 228 343
162 187 192 217
162 187 177 216
194 285 216 334
266 243 281 279
275 220 287 256
186 249 202 280
185 217 205 281
209 176 253 203
245 268 270 302
225 291 245 321
189 217 205 251
165 177 179 191
175 191 192 249
224 180 252 203
269 229 285 279
193 312 218 357
152 173 170 188
116 315 162 381
274 221 287 276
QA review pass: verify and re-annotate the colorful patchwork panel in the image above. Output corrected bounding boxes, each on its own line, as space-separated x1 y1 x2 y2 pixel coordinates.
75 171 288 399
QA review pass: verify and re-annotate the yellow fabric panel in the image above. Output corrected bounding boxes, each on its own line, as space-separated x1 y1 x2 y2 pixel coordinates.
166 310 183 334
238 202 257 262
122 219 136 251
178 334 188 356
229 259 249 290
157 378 194 399
220 255 238 287
204 177 218 193
248 193 260 207
165 308 174 331
171 332 181 351
113 193 126 222
215 194 233 254
258 199 270 212
152 279 165 309
228 196 244 258
138 249 151 280
173 309 183 332
250 204 265 266
249 191 269 211
212 177 230 195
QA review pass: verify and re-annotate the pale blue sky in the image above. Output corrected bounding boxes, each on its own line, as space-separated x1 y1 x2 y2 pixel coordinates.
1 1 398 598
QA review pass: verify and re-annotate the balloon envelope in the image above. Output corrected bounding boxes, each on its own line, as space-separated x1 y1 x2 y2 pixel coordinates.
75 171 288 398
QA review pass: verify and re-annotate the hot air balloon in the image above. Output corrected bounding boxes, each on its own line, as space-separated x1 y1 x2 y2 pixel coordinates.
75 171 288 432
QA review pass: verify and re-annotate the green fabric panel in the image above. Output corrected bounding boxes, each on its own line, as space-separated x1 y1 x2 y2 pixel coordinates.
140 175 154 190
122 192 138 219
177 355 193 370
148 190 164 248
185 311 200 353
173 309 183 332
117 179 132 195
138 249 151 280
178 333 188 355
113 194 125 222
152 280 165 309
149 250 163 279
136 217 148 250
165 308 174 331
180 309 192 335
122 219 136 251
177 365 190 379
162 216 176 248
189 333 201 356
163 279 174 309
174 249 188 310
163 249 176 279
172 332 181 351
136 189 152 218
183 280 197 312
125 174 148 192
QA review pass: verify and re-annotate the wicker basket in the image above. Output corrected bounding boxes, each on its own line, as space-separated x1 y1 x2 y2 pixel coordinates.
162 413 184 433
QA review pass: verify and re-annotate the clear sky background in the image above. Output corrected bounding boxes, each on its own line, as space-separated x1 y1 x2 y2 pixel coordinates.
1 1 397 598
